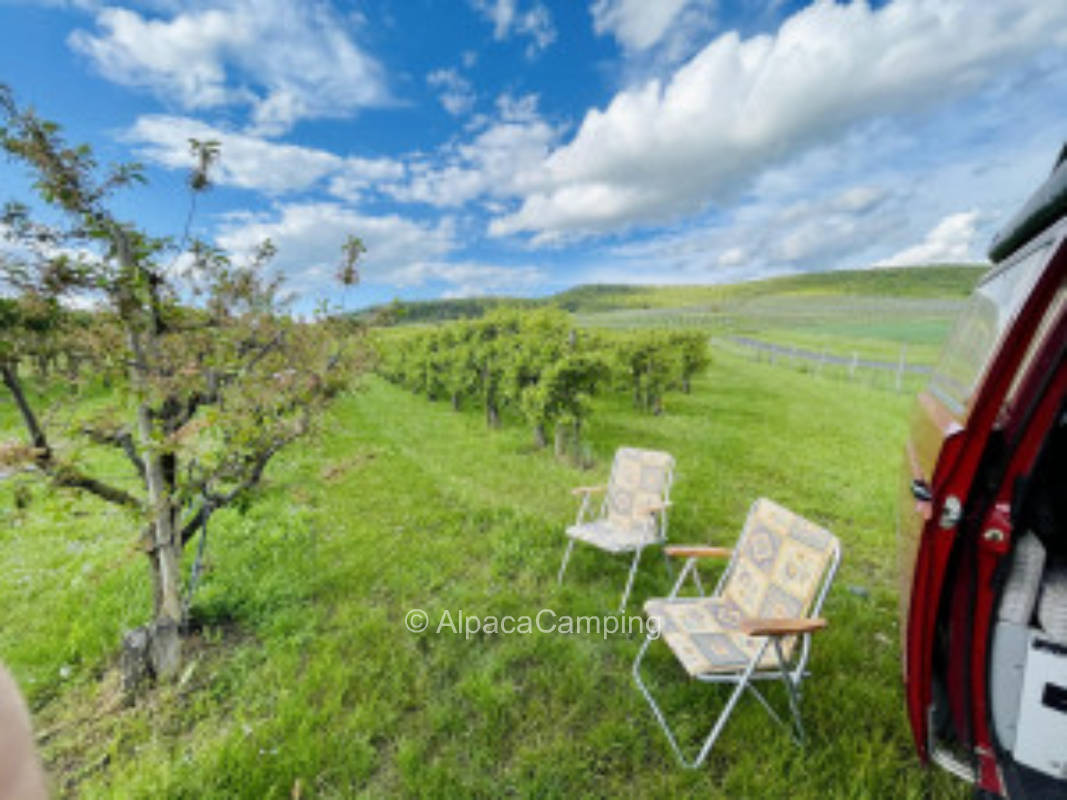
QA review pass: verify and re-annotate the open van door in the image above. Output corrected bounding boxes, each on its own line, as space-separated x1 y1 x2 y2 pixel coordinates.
899 148 1067 798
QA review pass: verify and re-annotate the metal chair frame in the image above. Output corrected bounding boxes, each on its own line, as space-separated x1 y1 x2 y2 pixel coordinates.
558 450 675 613
632 501 841 768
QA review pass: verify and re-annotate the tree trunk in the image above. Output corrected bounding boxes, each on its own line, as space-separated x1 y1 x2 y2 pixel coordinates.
137 403 183 679
451 392 460 411
533 423 546 449
554 425 566 458
682 375 691 393
1 363 49 456
482 363 499 427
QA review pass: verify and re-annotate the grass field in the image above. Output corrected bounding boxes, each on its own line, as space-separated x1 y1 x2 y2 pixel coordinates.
1 343 967 798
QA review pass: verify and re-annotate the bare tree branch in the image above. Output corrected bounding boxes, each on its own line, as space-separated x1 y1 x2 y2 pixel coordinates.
2 363 142 509
1 363 49 457
50 463 142 509
82 425 146 485
179 433 294 545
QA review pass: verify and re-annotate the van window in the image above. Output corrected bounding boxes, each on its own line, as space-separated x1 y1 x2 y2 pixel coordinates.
1005 278 1067 412
929 243 1051 415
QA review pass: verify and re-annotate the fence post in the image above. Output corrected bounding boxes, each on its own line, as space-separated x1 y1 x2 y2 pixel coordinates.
896 345 906 393
850 351 858 380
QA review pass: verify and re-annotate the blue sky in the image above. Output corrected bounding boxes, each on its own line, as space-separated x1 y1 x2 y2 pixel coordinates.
1 0 1065 310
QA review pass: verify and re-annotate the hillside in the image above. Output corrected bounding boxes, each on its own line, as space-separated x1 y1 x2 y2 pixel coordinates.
554 263 987 310
360 264 987 323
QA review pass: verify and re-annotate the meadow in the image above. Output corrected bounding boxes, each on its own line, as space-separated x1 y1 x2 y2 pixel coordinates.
2 329 971 797
0 265 992 797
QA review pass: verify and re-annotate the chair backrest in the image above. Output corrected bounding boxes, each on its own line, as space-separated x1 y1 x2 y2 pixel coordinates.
717 498 840 630
602 447 675 536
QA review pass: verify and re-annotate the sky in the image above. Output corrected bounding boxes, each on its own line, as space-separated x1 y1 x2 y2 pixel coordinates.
0 0 1065 311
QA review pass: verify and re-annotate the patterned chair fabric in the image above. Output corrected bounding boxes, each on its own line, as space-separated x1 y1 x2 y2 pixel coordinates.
645 498 837 676
567 447 675 551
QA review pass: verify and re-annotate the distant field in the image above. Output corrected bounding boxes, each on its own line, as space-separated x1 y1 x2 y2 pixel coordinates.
576 291 970 365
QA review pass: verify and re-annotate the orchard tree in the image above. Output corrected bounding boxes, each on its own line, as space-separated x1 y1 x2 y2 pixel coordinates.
501 309 569 446
670 331 710 393
438 323 479 411
611 331 677 414
0 87 366 685
469 309 522 428
520 352 608 456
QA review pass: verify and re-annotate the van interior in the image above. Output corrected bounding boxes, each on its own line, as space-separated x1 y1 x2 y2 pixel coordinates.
990 403 1067 796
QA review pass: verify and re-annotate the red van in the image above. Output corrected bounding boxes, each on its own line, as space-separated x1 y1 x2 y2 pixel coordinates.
899 146 1067 798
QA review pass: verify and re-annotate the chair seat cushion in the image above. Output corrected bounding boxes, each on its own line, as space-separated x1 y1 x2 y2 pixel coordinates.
566 519 660 553
644 596 797 676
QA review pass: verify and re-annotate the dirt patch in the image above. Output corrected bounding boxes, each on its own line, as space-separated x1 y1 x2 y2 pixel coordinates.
319 448 379 483
36 621 253 796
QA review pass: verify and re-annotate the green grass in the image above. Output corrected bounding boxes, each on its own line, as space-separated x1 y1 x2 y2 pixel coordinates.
0 347 965 798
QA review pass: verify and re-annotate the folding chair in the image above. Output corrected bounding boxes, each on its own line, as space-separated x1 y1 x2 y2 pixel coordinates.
558 447 675 613
632 497 841 768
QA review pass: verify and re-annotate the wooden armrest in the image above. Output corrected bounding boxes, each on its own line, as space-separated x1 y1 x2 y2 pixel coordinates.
738 617 827 636
663 545 732 559
571 485 606 496
636 500 673 515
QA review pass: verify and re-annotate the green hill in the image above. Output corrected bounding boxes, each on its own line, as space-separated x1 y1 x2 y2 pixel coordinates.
360 264 987 323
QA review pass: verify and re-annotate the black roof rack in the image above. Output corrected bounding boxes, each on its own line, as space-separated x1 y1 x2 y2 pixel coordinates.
988 142 1067 263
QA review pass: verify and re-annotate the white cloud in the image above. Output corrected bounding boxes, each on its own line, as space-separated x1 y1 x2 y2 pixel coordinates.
594 174 900 280
125 115 403 197
124 94 556 210
326 157 408 203
515 4 556 56
470 0 557 56
392 261 544 297
717 246 745 267
127 115 337 192
590 0 719 86
212 204 541 298
878 211 982 266
492 0 1067 241
214 203 457 291
590 0 699 51
382 93 560 208
427 68 476 116
560 113 1060 287
832 186 886 214
69 0 389 134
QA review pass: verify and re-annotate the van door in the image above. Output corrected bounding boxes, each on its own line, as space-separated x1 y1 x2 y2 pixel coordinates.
900 230 1066 770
